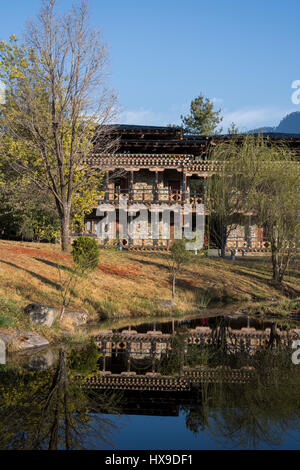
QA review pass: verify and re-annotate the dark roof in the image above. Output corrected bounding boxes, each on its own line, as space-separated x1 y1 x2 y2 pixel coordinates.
110 124 181 131
93 125 300 157
110 125 300 139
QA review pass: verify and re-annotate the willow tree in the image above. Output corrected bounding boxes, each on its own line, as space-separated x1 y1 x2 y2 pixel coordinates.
208 135 300 284
0 0 117 251
248 151 300 285
206 171 243 258
206 137 248 257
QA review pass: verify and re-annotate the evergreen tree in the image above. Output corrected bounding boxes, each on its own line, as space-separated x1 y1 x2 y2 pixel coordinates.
181 94 223 135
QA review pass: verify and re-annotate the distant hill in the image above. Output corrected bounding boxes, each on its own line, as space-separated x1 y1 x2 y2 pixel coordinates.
249 112 300 134
276 112 300 133
248 126 275 134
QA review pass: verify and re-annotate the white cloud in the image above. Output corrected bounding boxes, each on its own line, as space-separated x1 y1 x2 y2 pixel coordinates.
116 107 181 127
222 106 294 132
118 108 161 126
115 104 293 132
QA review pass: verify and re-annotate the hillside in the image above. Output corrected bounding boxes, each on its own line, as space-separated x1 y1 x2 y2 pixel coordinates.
0 241 299 342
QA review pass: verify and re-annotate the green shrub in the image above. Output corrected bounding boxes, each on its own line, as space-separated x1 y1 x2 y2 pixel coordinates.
72 236 100 272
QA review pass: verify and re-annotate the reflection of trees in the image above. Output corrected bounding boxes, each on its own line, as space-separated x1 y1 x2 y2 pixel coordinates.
182 348 300 449
210 316 230 352
182 383 211 435
0 347 123 450
157 327 188 375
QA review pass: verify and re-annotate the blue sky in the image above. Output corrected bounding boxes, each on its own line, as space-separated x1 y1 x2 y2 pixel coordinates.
1 0 299 131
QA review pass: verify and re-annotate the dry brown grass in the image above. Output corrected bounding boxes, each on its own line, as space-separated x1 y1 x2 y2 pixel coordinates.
0 240 299 332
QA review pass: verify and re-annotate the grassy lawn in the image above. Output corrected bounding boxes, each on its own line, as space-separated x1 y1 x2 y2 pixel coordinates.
0 240 299 340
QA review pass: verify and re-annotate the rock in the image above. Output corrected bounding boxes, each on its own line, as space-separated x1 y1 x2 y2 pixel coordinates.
24 303 59 328
28 349 58 371
156 300 177 308
60 310 89 327
0 329 49 352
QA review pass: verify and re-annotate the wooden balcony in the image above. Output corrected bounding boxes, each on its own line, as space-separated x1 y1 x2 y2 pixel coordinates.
98 187 204 206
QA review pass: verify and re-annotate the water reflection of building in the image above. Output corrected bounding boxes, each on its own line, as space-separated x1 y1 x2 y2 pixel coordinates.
96 326 300 366
75 324 300 397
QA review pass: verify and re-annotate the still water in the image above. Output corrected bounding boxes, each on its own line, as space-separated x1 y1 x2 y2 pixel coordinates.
1 314 300 450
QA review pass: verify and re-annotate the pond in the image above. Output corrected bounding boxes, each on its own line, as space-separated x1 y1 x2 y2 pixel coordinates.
1 313 300 450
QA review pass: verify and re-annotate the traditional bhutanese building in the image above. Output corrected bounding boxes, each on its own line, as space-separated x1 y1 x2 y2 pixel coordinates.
81 125 300 251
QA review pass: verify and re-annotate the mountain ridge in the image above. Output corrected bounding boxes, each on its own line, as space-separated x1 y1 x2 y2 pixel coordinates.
248 111 300 134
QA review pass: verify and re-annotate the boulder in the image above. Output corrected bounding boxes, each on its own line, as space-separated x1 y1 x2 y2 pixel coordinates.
24 303 59 328
60 310 89 327
28 349 58 371
0 329 49 352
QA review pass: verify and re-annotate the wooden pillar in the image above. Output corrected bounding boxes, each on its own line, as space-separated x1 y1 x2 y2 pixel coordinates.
127 342 131 371
129 170 134 202
128 212 133 248
128 173 134 248
154 170 159 202
105 170 110 202
203 176 207 202
186 175 190 202
182 170 187 203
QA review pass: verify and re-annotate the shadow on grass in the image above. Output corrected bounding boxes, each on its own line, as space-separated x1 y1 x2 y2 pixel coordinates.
0 259 60 290
34 257 74 273
230 266 300 298
127 254 169 271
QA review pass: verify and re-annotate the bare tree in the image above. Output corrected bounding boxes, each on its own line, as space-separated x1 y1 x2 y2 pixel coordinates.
0 0 118 251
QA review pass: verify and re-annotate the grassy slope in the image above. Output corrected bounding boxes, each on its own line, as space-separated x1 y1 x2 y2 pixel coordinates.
0 240 299 340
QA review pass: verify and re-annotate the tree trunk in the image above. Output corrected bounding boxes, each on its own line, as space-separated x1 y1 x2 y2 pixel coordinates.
61 212 71 253
220 225 227 258
172 274 176 301
59 305 65 322
272 249 282 284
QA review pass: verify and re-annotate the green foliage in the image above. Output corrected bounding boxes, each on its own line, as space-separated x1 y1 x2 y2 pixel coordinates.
72 236 100 272
0 187 59 242
0 153 60 241
168 239 192 300
181 94 223 135
170 239 192 266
